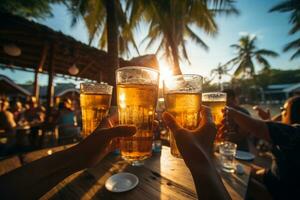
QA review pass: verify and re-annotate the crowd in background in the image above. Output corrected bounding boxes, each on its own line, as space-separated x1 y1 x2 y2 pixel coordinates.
0 96 82 155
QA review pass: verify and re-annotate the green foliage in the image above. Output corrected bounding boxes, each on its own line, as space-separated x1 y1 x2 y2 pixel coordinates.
127 0 238 74
66 0 139 57
226 35 278 78
256 69 300 88
0 0 64 19
270 0 300 60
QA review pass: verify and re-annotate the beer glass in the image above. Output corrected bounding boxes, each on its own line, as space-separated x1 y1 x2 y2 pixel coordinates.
80 82 113 138
164 74 203 158
116 66 159 165
202 92 226 143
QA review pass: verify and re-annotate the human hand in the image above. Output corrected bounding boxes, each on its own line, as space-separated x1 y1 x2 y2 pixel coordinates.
72 118 136 169
253 106 271 120
162 106 216 171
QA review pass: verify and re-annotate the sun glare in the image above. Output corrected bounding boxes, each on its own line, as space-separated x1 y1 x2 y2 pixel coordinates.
159 60 174 88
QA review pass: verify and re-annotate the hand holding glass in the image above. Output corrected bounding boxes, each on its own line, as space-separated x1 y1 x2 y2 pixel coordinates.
116 67 159 165
164 74 203 158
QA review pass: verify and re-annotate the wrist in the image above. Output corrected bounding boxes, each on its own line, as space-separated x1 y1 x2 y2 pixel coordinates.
188 153 215 175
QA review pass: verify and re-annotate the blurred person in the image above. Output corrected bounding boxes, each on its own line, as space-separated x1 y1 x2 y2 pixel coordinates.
224 106 300 199
24 97 46 148
0 98 16 134
24 96 45 124
56 99 80 143
253 96 300 124
222 88 250 115
222 89 251 151
0 98 17 155
11 101 26 125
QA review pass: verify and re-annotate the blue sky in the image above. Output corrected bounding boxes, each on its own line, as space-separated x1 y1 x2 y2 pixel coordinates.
1 0 299 86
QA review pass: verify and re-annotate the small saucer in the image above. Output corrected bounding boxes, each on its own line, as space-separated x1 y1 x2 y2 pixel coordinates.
235 150 255 161
105 172 139 193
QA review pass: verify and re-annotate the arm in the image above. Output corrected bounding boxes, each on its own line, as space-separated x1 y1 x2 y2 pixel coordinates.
252 106 271 120
0 125 136 200
6 111 16 129
163 107 230 200
190 157 230 200
227 107 271 142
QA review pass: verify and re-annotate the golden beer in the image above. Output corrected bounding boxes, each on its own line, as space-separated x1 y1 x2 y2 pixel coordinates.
80 93 111 137
80 83 113 138
165 93 202 157
202 92 227 143
117 84 158 161
163 74 203 158
202 101 226 125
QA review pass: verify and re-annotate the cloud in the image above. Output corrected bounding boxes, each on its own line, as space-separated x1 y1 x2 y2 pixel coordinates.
238 31 264 40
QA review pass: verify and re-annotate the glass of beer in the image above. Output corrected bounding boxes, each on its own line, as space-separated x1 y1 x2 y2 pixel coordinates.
202 92 227 143
80 82 113 138
164 74 203 158
116 66 159 165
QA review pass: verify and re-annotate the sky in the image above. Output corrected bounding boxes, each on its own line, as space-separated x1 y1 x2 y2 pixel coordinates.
1 0 299 86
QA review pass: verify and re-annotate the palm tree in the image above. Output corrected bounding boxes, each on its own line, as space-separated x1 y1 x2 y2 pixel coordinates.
0 0 64 19
67 0 140 104
225 35 278 78
67 0 139 57
127 0 238 75
210 63 232 90
270 0 300 60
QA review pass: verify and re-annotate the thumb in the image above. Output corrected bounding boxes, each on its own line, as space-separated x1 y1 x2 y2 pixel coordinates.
101 125 137 139
162 112 183 133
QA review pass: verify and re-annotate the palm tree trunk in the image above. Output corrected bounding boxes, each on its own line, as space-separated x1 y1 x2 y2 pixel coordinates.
105 0 119 105
170 42 182 75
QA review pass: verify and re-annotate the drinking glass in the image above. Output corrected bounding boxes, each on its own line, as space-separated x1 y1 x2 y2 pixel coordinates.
163 74 203 158
116 66 159 166
219 141 237 173
80 82 113 138
202 92 227 143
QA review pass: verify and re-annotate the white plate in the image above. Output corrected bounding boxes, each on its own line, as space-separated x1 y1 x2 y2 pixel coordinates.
105 172 139 193
235 150 255 161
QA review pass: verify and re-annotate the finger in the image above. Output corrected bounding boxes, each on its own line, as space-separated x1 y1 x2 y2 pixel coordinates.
99 117 112 129
200 106 214 125
101 125 137 138
162 112 183 133
108 113 118 126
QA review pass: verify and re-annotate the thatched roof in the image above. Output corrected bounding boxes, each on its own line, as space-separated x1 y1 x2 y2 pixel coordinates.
0 12 133 81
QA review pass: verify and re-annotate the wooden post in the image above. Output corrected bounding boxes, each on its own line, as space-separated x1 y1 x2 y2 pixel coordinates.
33 68 39 101
105 0 119 105
34 44 48 102
46 44 55 117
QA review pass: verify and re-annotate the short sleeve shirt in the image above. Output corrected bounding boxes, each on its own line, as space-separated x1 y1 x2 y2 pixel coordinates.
264 122 300 199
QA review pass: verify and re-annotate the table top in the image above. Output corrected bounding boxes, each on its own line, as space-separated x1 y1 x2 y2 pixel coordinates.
40 146 251 200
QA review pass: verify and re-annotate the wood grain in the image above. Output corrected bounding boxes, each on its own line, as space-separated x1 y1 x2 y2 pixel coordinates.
39 146 250 200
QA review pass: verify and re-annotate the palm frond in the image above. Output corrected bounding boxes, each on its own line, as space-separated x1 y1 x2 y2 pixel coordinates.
283 38 300 52
255 54 271 69
291 48 300 60
185 25 209 50
181 41 191 64
255 49 279 57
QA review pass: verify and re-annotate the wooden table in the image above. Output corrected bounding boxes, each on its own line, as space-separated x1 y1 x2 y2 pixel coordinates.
41 146 250 200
